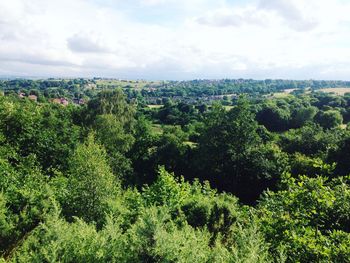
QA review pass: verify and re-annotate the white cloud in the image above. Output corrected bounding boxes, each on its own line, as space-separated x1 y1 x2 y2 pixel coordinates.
195 7 270 27
258 0 319 31
195 0 323 31
67 33 112 53
140 0 172 6
0 0 350 79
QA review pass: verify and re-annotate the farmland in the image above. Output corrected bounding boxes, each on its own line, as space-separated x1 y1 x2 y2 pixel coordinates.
319 87 350 95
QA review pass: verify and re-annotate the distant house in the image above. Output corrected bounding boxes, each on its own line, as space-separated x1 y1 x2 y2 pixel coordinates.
51 98 69 106
28 95 38 102
60 98 69 106
18 92 26 98
73 98 85 105
51 98 61 104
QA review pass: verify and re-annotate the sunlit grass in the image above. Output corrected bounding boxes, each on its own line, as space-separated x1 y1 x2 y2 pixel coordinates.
319 88 350 95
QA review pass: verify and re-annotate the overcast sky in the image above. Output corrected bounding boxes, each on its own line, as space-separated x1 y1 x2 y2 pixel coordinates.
1 0 350 80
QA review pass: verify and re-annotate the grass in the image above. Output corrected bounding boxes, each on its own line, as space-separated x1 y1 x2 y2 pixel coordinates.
319 88 350 95
151 124 164 135
184 141 198 148
148 105 163 109
272 92 292 98
151 124 180 135
284 88 298 94
223 105 234 111
271 89 300 98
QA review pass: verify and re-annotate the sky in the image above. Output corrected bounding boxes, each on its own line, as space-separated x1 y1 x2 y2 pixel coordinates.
1 0 350 80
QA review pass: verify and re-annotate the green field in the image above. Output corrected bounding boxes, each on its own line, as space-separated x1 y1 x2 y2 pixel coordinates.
223 105 234 111
148 104 163 109
272 92 293 98
271 88 299 98
151 124 181 134
151 124 164 135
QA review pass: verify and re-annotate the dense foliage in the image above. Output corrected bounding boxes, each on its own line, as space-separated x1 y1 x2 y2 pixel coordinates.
0 81 349 262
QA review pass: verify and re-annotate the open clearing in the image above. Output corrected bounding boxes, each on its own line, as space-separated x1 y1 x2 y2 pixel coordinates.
148 104 163 109
223 105 234 111
272 92 293 98
319 88 350 95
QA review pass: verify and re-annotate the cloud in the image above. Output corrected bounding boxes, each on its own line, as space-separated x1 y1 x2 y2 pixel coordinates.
258 0 319 31
195 7 269 27
195 0 321 32
67 33 111 53
0 53 76 67
140 0 171 6
0 0 350 80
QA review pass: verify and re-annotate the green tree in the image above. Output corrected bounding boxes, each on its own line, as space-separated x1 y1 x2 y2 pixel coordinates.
259 174 350 262
195 98 286 202
315 110 343 129
328 135 350 175
65 134 118 225
94 114 135 179
291 106 317 128
0 154 57 256
86 89 136 130
128 116 158 186
279 123 341 157
154 126 190 176
85 89 136 183
0 97 81 171
256 103 291 132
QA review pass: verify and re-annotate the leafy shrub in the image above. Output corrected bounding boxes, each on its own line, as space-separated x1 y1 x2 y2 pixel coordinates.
259 174 350 262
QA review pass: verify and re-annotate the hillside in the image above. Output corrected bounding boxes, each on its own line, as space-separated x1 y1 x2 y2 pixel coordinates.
0 81 349 262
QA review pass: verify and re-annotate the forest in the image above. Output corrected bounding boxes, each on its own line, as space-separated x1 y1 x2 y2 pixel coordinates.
0 79 350 262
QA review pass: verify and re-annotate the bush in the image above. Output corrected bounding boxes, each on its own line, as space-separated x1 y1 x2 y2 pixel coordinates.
259 174 350 262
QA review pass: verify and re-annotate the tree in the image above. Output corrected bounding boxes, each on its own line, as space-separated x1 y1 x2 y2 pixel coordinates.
153 126 190 176
256 103 290 132
94 114 135 179
328 135 350 175
279 123 341 156
65 134 118 226
259 174 350 262
0 153 57 255
127 116 158 186
85 89 137 183
194 98 285 203
85 89 136 130
291 106 317 128
0 97 81 171
315 110 343 129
